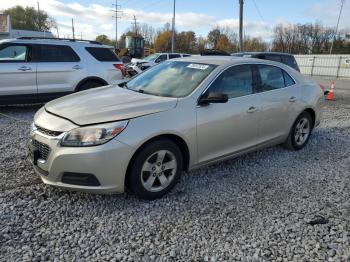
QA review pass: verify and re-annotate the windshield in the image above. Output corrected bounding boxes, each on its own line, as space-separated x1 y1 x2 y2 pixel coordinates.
143 53 159 61
126 61 217 98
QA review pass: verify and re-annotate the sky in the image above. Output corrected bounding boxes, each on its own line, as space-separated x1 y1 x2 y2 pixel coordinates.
0 0 349 41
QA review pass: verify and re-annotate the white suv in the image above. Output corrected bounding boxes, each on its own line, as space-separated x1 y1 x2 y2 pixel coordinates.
0 37 125 105
126 53 191 76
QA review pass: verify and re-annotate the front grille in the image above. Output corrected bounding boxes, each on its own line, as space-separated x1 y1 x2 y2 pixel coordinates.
35 125 62 137
32 140 51 161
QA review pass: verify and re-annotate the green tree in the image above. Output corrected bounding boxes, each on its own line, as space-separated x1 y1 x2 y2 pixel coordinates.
4 5 56 31
176 31 196 53
95 34 115 46
216 35 231 52
207 28 221 48
154 31 172 52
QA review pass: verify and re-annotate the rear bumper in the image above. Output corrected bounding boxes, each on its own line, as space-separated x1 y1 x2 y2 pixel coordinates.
30 130 135 194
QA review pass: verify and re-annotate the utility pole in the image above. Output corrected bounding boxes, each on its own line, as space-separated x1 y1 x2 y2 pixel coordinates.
132 15 138 36
330 0 345 54
71 18 75 40
56 27 60 38
131 15 139 57
112 0 122 49
37 0 45 37
239 0 244 52
171 0 176 53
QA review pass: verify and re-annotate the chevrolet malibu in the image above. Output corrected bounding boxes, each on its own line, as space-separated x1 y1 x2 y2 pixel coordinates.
30 56 324 200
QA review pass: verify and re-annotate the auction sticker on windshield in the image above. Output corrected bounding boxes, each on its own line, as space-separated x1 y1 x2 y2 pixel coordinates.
187 64 209 70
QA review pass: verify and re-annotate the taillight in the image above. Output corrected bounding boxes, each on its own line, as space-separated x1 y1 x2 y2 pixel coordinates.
114 64 126 76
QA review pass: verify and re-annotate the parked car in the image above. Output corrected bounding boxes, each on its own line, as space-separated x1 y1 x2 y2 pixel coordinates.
125 52 191 76
201 49 231 56
0 37 125 105
30 56 324 200
232 52 300 71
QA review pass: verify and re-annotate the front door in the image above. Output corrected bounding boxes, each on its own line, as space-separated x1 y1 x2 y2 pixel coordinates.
0 43 37 103
196 64 260 164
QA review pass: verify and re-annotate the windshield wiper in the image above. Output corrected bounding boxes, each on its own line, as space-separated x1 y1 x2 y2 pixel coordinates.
118 82 128 88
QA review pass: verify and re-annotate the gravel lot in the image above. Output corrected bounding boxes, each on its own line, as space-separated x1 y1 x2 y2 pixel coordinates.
1 77 349 261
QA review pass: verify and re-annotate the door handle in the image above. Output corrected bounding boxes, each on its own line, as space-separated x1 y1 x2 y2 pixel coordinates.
289 96 297 102
247 106 258 113
72 65 83 70
18 66 32 71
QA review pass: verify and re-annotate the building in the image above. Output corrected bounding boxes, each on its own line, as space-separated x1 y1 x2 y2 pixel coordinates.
0 13 53 40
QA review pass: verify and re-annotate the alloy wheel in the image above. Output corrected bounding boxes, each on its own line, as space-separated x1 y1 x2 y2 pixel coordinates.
294 117 310 146
141 150 177 192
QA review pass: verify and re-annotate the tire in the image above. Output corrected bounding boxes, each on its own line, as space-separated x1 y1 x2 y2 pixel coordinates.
283 111 313 150
77 80 104 92
127 139 183 200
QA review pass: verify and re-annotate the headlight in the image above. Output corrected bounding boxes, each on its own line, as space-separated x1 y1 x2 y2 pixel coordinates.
60 121 128 147
31 122 37 132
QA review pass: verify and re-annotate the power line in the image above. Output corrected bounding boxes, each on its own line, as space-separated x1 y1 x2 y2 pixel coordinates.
251 0 264 22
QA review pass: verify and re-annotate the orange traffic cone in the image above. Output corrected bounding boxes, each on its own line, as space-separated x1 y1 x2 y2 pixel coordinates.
326 81 335 101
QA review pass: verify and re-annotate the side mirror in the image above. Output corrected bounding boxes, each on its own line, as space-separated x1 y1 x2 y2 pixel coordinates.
198 92 228 106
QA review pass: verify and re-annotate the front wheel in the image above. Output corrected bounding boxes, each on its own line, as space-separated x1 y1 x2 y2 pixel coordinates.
284 111 313 150
127 139 183 200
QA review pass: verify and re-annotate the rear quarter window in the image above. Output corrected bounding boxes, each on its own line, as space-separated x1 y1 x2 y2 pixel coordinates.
85 47 120 62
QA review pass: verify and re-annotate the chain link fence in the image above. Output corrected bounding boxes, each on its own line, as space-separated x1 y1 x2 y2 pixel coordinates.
295 55 350 79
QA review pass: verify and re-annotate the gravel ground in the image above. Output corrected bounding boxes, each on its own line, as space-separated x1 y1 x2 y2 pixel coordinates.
1 77 350 261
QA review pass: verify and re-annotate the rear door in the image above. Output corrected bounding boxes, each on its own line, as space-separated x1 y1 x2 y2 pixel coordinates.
33 44 85 100
254 64 300 143
0 43 37 102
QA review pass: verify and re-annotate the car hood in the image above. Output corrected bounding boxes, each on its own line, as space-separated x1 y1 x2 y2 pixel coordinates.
45 85 178 126
131 58 148 63
131 58 155 65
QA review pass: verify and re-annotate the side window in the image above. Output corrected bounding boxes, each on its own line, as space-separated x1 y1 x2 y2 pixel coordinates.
208 65 253 99
155 54 168 63
0 45 28 62
282 55 299 70
33 44 80 62
283 70 295 87
182 54 191 57
169 54 181 59
264 54 282 62
257 65 285 91
85 47 120 62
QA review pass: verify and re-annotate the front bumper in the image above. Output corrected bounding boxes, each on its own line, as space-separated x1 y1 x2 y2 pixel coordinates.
29 130 135 194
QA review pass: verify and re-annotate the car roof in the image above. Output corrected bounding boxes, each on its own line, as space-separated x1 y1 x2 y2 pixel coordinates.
172 55 299 70
0 38 112 48
233 51 294 56
172 55 250 65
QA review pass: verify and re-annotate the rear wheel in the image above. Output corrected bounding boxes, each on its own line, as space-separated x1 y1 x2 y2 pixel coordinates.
77 80 105 91
127 139 183 200
284 111 312 150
